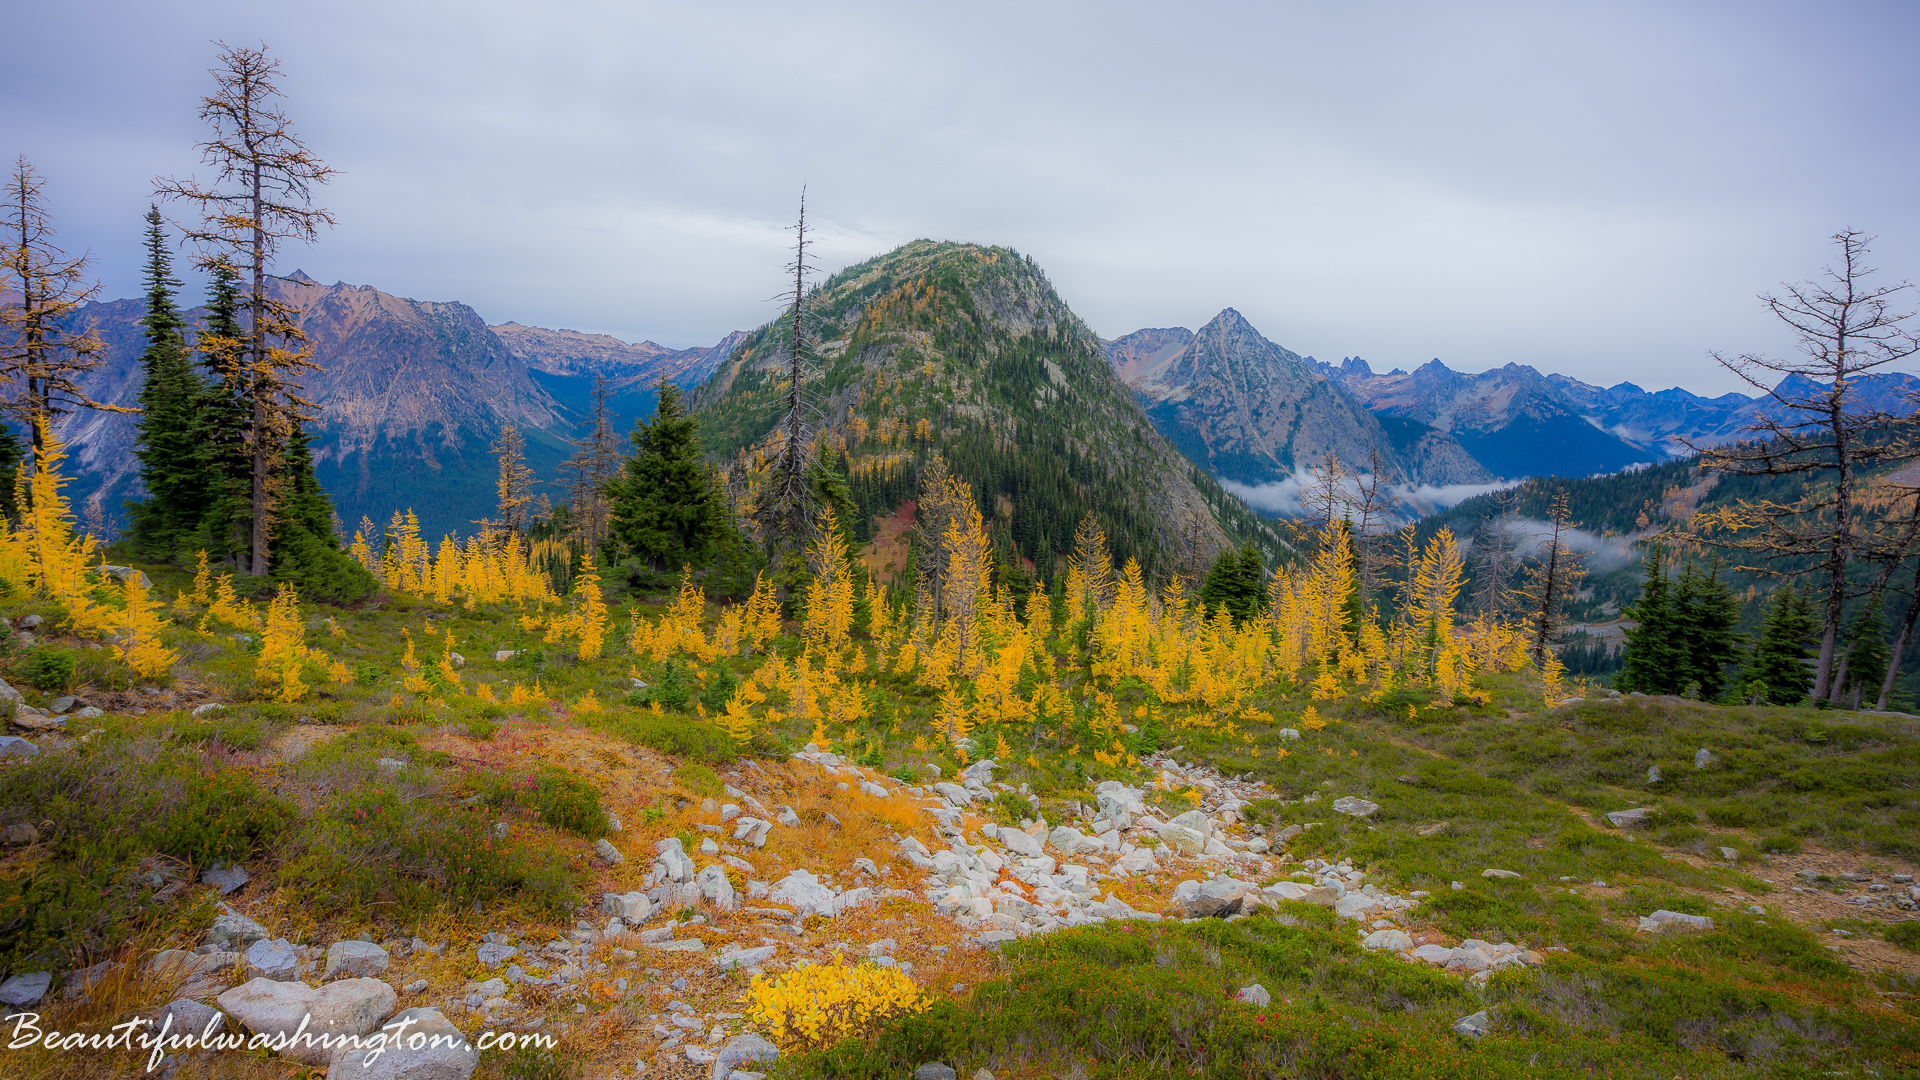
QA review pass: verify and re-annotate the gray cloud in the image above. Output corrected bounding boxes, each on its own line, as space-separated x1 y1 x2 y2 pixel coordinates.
8 1 1920 396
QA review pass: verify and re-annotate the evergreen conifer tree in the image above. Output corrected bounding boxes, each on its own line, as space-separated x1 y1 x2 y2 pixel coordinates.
1745 585 1818 705
1617 545 1681 693
607 381 727 572
1199 543 1265 622
1673 559 1742 699
1839 598 1892 707
195 261 256 563
128 206 211 558
0 425 21 521
266 425 375 602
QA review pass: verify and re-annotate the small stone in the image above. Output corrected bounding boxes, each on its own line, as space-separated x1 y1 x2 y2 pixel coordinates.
1453 1010 1490 1038
1481 868 1520 880
1331 796 1380 818
202 863 250 895
1605 808 1657 829
447 652 465 667
326 1005 476 1079
48 695 75 714
1646 765 1663 784
1414 821 1448 837
18 615 41 628
476 943 520 966
148 999 225 1041
1717 846 1739 861
1234 983 1271 1007
594 838 625 865
1361 928 1413 952
712 1031 779 1079
323 940 390 981
0 736 37 759
494 650 517 662
244 938 300 981
1638 909 1714 933
1694 748 1714 769
403 979 428 994
190 702 224 717
912 1066 958 1080
0 971 52 1006
1 822 39 845
1746 905 1764 915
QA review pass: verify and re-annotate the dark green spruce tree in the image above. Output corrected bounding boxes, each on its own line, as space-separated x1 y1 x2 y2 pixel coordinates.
195 261 255 564
1199 543 1266 623
1838 598 1892 707
1616 545 1682 693
0 425 21 521
1744 585 1818 705
1672 558 1742 699
267 425 375 602
128 206 212 559
606 381 729 574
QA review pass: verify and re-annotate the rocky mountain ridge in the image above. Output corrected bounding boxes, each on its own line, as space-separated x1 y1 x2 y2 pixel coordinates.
1114 310 1491 488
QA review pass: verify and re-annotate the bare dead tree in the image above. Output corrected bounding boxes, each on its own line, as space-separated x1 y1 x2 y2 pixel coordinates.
1350 448 1402 617
155 42 337 575
756 188 822 557
1683 230 1919 700
1470 485 1523 621
559 375 623 554
1515 490 1586 664
0 157 129 492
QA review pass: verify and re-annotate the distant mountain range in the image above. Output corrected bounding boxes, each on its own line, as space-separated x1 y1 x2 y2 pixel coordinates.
56 275 743 540
1105 316 1920 485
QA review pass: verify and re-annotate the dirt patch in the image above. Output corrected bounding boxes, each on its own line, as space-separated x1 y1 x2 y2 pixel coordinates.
267 722 345 763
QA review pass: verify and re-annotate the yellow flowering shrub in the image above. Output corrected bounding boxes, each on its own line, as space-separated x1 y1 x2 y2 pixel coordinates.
745 958 926 1050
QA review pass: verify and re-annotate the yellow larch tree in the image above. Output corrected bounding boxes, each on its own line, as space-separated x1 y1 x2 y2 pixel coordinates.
256 584 311 702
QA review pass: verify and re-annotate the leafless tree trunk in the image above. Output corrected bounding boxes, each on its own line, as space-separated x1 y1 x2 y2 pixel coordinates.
1518 491 1585 664
0 157 127 499
1684 230 1918 699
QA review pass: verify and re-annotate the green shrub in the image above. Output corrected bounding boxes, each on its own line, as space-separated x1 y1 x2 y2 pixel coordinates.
16 647 75 692
168 714 270 751
672 763 723 798
482 765 606 838
605 713 738 764
1758 832 1802 854
463 717 499 741
627 659 695 710
1888 920 1920 952
351 661 386 687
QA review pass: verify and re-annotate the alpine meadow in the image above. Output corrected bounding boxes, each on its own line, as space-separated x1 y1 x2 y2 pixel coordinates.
4 17 1920 1080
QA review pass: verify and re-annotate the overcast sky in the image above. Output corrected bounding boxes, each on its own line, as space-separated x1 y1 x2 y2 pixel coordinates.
9 1 1919 395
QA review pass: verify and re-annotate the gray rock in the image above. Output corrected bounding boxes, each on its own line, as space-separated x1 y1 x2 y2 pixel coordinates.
0 736 39 759
70 706 102 720
16 615 40 629
594 838 625 865
1694 748 1715 769
475 943 519 967
697 864 738 912
1047 825 1093 855
99 565 154 589
1331 796 1380 818
776 804 800 827
716 945 777 970
1480 868 1521 880
1604 807 1657 829
1638 909 1714 933
48 695 75 714
1453 1010 1490 1038
711 1031 780 1080
1181 877 1259 918
0 971 51 1006
933 782 974 807
190 702 224 717
324 940 391 981
1158 823 1208 856
203 862 250 896
1646 765 1663 784
1362 928 1413 952
211 903 274 945
1277 727 1301 741
217 977 398 1066
494 650 517 662
245 938 300 981
149 999 226 1041
327 1006 477 1080
732 817 772 847
997 827 1043 858
404 979 429 994
2 822 39 845
912 1065 958 1080
61 960 121 1000
601 890 651 922
1234 983 1271 1007
768 869 837 917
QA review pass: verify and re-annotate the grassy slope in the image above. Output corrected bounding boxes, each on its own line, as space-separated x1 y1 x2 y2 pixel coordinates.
0 559 1915 1079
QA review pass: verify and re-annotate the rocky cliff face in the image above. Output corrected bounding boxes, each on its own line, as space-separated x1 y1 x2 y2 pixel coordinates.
490 323 746 390
692 241 1287 577
1112 310 1490 487
59 274 570 541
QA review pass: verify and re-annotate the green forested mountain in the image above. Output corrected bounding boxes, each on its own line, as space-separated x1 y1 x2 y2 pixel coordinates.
689 240 1289 582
